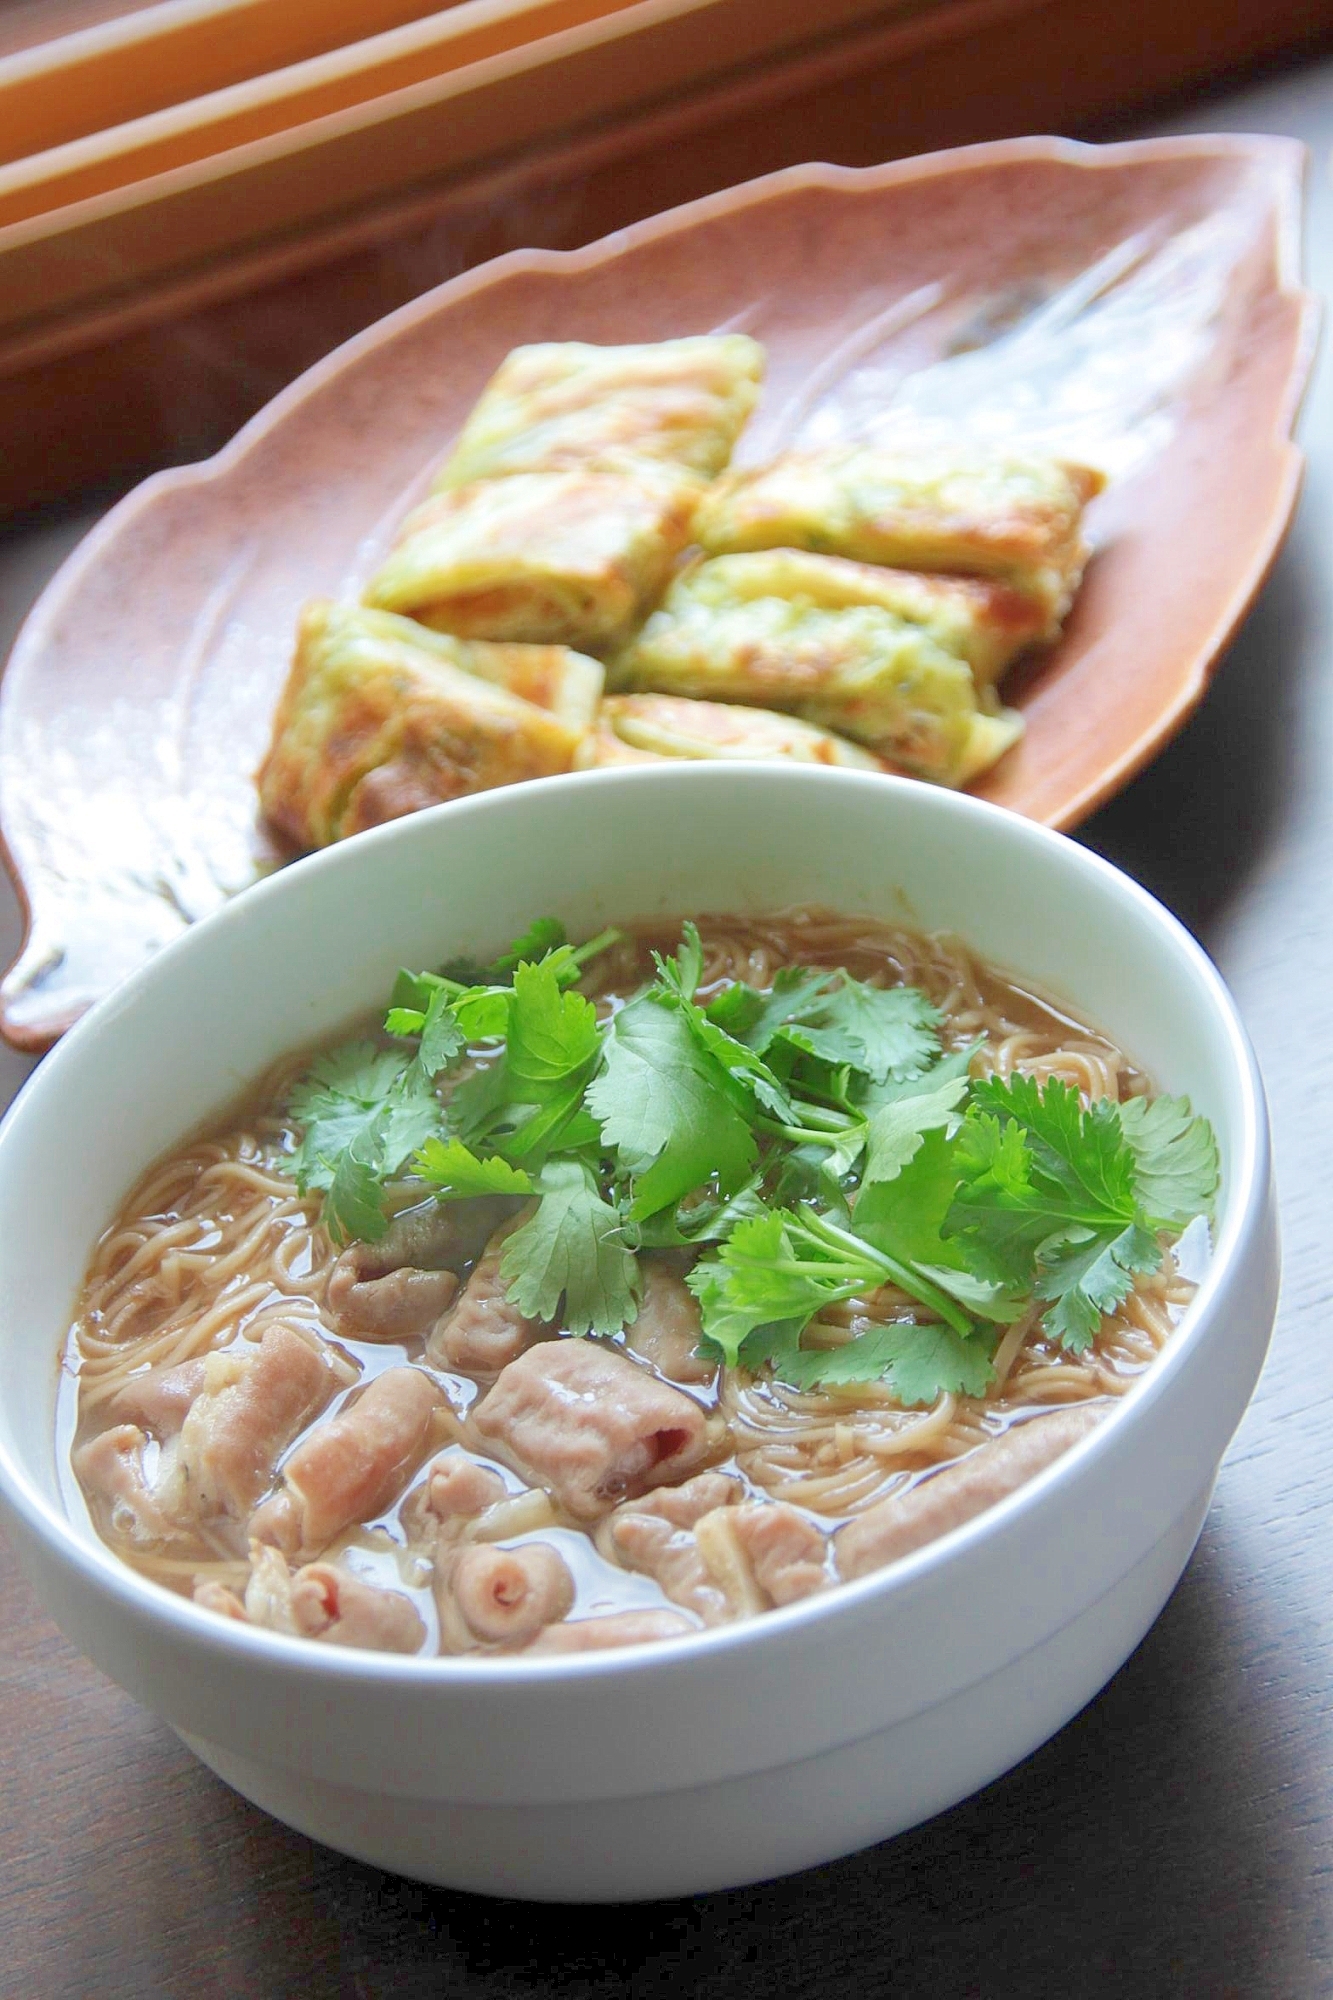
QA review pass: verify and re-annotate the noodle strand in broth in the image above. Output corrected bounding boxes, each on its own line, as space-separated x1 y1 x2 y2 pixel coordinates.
60 910 1203 1658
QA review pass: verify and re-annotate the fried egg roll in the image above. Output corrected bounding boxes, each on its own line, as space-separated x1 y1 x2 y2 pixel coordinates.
363 467 701 652
578 694 887 772
258 601 600 849
665 548 1048 687
437 335 765 486
610 557 1021 786
693 446 1104 631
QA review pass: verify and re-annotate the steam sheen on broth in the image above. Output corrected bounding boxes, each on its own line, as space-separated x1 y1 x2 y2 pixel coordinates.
61 912 1203 1658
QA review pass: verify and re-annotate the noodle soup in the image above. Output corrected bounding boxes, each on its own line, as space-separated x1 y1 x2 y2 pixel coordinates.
62 910 1214 1659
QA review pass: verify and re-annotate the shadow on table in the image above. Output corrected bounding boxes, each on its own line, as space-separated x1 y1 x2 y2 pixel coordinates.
1079 527 1314 942
167 1522 1324 2000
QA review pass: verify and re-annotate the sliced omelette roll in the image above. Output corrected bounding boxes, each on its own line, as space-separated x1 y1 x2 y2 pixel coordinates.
578 694 887 771
674 549 1048 687
363 467 700 652
258 602 599 849
437 335 765 486
610 557 1021 786
693 446 1105 632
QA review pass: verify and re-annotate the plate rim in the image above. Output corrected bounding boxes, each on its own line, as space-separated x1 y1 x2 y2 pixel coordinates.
0 131 1319 1053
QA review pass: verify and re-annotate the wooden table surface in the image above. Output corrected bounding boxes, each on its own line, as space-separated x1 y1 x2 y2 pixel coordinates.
2 57 1332 2000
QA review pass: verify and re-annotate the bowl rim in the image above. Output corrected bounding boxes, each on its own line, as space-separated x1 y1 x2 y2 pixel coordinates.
0 764 1271 1691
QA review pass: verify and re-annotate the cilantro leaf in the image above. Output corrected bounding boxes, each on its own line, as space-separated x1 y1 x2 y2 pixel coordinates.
688 1261 795 1370
762 1319 994 1405
489 917 567 975
498 1160 639 1334
774 978 941 1083
653 921 703 1003
414 1137 534 1200
969 1074 1138 1220
945 1076 1180 1351
687 1210 864 1366
439 959 601 1169
946 1114 1056 1277
289 1041 412 1190
854 1128 1024 1322
654 948 796 1124
497 1089 601 1166
324 1135 393 1246
316 1075 445 1245
1035 1219 1161 1351
445 919 620 991
289 1043 444 1242
629 1177 768 1248
385 970 506 1051
688 1197 978 1368
1118 1093 1219 1227
706 967 836 1051
507 959 600 1086
709 966 941 1084
861 1053 973 1188
367 1063 444 1173
446 1054 515 1144
418 986 466 1079
390 967 447 1013
587 994 758 1220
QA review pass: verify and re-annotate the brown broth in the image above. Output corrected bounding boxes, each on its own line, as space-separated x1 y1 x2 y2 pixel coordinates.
59 911 1199 1656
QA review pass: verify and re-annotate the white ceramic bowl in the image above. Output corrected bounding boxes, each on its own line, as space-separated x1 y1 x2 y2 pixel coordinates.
0 767 1278 1901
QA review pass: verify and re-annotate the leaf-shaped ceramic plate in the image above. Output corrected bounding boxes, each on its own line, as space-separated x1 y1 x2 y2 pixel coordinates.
0 135 1316 1050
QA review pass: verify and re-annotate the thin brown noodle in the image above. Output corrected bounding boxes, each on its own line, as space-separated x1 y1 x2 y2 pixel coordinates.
68 912 1194 1546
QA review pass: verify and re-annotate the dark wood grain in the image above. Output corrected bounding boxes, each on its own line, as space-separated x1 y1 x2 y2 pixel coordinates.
2 56 1333 2000
4 0 1333 521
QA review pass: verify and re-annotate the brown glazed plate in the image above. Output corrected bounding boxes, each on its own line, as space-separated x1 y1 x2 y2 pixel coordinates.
0 134 1317 1051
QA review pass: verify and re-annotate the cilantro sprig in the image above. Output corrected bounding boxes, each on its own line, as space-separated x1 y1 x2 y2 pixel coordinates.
285 917 1219 1404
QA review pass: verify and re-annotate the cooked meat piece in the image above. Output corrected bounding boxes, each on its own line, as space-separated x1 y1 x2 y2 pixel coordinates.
426 1212 546 1375
835 1405 1106 1581
524 1609 695 1653
73 1425 174 1545
446 1541 575 1646
400 1449 509 1544
244 1539 301 1631
289 1562 426 1654
465 1487 558 1542
192 1580 249 1621
608 1520 723 1624
105 1358 206 1436
472 1339 711 1520
340 1194 525 1281
605 1472 744 1624
250 1366 441 1558
616 1471 742 1530
692 1507 768 1616
170 1320 356 1523
228 1542 426 1653
727 1502 829 1606
327 1250 458 1341
624 1255 715 1384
